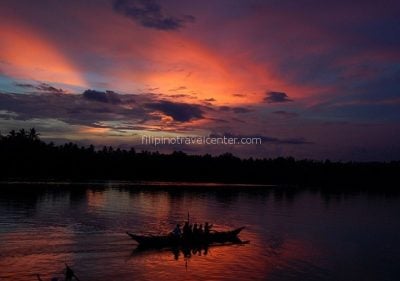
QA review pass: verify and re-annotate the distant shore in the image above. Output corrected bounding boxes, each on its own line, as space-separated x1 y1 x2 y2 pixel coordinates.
1 129 399 188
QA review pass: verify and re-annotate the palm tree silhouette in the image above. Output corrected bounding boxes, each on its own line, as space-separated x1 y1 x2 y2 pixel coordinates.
28 128 39 140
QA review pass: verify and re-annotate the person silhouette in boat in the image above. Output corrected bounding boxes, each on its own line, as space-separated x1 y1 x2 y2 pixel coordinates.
198 224 204 236
204 222 213 235
192 223 198 237
172 224 182 237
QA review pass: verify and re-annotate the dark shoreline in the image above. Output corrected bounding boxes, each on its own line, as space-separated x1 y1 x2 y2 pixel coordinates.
1 129 400 189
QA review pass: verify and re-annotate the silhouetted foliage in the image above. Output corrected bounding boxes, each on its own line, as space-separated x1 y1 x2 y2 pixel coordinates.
1 128 399 188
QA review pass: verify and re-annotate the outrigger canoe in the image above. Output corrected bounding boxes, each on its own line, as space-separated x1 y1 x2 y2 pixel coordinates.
127 226 245 248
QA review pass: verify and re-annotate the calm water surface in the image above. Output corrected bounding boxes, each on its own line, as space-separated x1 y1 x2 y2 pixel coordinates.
0 183 399 281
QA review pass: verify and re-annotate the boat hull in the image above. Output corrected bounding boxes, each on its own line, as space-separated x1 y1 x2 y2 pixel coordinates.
127 227 245 249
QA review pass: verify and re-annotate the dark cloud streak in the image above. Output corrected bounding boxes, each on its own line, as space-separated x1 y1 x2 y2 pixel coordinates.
83 89 122 104
0 90 145 127
145 100 204 122
15 82 66 94
272 110 299 118
264 91 293 103
113 0 195 31
218 106 252 113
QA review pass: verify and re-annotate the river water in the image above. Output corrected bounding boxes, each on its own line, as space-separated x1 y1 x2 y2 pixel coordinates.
0 182 399 281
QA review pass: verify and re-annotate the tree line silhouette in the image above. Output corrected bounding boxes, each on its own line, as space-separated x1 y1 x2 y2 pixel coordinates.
0 128 399 187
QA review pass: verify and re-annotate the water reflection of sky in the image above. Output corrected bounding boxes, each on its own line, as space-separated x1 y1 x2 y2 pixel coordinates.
0 184 399 281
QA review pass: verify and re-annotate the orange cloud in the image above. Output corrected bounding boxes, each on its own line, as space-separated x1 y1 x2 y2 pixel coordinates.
105 29 317 106
0 21 86 89
0 3 320 108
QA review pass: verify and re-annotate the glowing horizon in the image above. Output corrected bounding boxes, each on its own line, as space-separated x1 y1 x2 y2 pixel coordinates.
1 0 400 161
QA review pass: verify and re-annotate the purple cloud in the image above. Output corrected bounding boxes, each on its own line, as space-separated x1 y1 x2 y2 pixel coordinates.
264 92 293 103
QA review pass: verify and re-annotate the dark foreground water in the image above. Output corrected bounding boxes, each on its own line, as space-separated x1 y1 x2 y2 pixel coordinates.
0 182 399 281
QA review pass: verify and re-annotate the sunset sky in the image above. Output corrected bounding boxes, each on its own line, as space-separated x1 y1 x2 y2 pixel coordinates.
1 0 400 161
